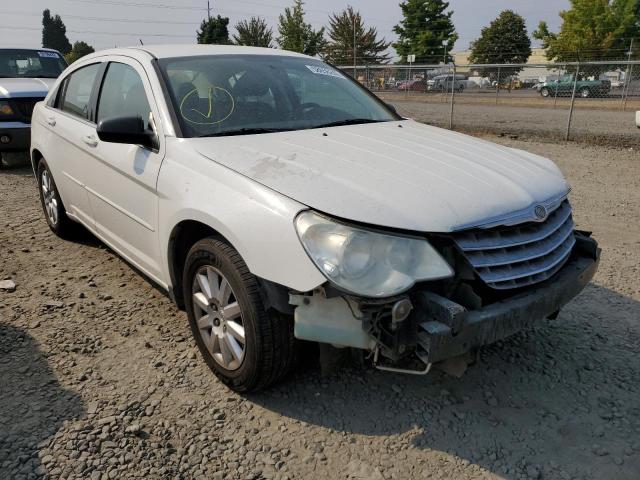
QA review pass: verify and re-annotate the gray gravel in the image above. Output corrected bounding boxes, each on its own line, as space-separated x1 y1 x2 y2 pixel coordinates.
382 94 640 147
1 138 639 480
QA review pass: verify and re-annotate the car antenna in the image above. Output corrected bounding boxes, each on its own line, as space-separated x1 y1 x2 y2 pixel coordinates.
139 39 144 46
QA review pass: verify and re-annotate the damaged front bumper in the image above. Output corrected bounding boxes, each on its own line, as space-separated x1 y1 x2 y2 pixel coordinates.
290 233 600 371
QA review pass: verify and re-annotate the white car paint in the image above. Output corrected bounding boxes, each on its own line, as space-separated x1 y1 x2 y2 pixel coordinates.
31 44 571 296
636 111 640 128
191 122 569 232
0 78 56 98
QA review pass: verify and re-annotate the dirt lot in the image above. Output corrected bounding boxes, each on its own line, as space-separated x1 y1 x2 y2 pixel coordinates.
381 94 640 147
1 137 639 480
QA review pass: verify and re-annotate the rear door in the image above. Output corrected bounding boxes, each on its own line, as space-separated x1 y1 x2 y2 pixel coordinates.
84 58 166 281
42 62 103 226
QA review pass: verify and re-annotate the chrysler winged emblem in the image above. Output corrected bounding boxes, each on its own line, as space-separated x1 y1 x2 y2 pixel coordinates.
534 205 548 221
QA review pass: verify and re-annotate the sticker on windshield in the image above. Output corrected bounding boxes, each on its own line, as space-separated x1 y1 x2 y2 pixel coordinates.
38 51 60 58
306 65 345 79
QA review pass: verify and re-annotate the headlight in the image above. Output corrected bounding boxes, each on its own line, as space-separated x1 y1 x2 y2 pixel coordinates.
0 101 14 117
295 210 453 297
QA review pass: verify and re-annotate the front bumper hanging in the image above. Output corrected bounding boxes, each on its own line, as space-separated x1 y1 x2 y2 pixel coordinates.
413 234 600 364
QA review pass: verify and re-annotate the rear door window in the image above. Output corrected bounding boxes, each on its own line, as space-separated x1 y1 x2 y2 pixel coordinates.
60 64 101 121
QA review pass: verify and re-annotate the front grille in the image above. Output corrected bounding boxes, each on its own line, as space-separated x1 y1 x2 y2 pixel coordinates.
11 97 43 122
452 201 575 290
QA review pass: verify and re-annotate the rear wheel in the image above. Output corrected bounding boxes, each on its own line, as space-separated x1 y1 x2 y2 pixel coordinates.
37 158 77 238
580 87 591 98
183 238 295 392
540 87 551 98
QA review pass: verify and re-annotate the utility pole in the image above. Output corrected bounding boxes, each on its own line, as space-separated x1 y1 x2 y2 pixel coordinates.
207 0 211 20
353 14 357 79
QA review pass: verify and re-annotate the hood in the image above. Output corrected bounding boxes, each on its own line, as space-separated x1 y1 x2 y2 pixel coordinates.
0 78 56 98
191 120 570 233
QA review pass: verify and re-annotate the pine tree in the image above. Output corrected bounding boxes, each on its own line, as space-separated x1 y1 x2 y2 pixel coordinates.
197 15 232 45
64 41 95 64
42 9 72 55
277 0 325 56
469 11 531 79
393 0 458 64
324 7 390 65
233 17 273 48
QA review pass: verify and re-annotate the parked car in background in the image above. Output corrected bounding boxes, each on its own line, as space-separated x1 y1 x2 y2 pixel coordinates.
31 45 600 392
428 74 465 92
0 48 66 167
537 74 611 98
397 79 427 92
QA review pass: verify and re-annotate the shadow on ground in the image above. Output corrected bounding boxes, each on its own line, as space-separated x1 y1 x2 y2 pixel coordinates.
0 323 84 479
252 284 640 479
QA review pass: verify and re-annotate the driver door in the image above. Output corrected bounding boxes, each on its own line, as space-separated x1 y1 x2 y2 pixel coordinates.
84 58 166 282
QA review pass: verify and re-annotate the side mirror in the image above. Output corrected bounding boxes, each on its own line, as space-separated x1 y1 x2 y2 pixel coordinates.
97 115 156 150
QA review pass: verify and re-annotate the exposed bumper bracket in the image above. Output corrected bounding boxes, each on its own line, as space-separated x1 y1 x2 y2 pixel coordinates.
415 236 600 364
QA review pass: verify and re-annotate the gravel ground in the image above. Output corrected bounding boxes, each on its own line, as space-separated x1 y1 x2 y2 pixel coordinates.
1 137 639 480
383 96 640 147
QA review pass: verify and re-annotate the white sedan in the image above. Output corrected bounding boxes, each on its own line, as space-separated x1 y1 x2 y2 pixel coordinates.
31 45 600 391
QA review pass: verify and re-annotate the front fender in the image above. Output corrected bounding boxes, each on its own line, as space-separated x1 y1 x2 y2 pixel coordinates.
157 139 325 293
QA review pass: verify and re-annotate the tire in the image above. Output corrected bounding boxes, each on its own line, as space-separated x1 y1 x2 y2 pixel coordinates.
540 87 550 98
580 87 591 98
183 238 295 392
36 158 77 239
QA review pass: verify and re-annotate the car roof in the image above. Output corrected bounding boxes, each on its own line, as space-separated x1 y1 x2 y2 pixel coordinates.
85 44 310 61
0 47 61 53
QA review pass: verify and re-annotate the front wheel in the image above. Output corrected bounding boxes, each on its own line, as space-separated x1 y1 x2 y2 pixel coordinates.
183 238 295 392
580 87 591 98
540 87 551 98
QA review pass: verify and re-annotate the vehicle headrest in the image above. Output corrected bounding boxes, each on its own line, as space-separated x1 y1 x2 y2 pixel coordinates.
233 72 269 97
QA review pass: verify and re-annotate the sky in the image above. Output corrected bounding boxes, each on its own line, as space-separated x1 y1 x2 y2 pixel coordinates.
1 0 571 56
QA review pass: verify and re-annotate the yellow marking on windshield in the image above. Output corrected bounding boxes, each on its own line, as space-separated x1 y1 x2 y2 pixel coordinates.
179 86 235 125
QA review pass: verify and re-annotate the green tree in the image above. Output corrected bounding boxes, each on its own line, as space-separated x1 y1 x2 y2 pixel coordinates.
469 10 531 81
277 0 325 56
233 17 273 47
324 7 390 65
64 41 95 64
533 0 639 62
42 9 72 55
393 0 458 64
197 15 232 45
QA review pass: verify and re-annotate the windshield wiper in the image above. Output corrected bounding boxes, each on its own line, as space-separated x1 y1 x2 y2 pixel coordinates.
200 127 292 138
310 118 386 129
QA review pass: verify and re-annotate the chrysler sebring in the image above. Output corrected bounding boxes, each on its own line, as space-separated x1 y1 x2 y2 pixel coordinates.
30 45 600 392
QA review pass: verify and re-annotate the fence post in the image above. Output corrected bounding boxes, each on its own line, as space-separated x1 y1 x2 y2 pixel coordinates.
565 63 580 141
553 65 563 109
495 66 501 105
623 63 634 112
449 62 456 129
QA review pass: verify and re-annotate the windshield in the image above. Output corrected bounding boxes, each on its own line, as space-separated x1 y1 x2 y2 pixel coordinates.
0 49 67 79
159 54 398 137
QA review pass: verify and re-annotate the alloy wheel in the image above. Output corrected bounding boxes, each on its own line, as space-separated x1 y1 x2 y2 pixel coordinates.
191 265 246 371
41 169 59 226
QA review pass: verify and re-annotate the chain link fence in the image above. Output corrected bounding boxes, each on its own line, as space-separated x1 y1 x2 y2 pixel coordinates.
338 60 640 145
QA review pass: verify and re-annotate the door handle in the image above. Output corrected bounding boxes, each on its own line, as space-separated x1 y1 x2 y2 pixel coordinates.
82 135 98 147
46 116 56 127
